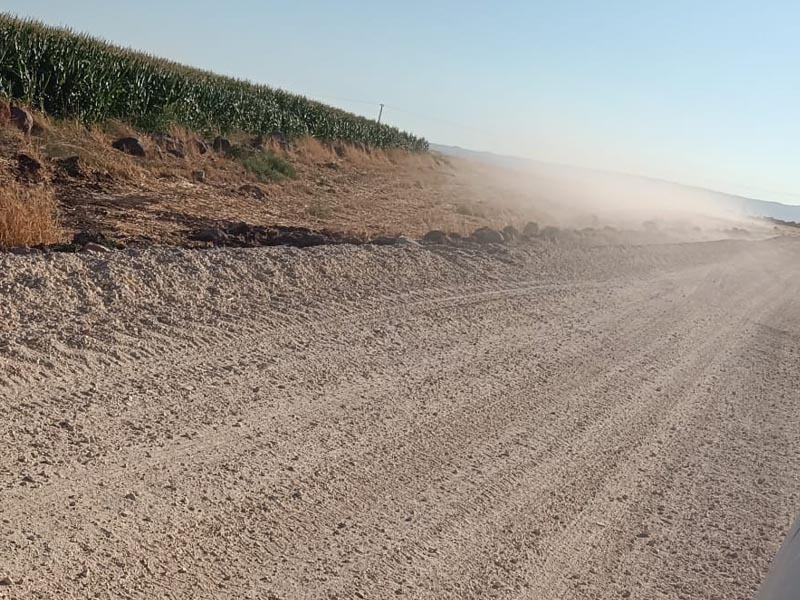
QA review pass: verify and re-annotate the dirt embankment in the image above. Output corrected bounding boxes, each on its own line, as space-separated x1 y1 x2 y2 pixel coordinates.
3 112 782 253
1 237 798 599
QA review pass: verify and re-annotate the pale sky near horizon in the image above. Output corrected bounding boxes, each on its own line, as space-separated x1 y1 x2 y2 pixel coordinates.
4 1 800 204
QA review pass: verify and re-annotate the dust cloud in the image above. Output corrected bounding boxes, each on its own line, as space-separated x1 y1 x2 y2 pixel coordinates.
448 154 773 242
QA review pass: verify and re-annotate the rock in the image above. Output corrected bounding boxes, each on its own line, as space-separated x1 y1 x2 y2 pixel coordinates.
421 230 450 245
9 246 34 256
471 226 505 244
112 137 146 157
72 230 113 247
124 492 137 501
0 576 11 586
226 222 251 237
10 105 33 135
83 242 112 253
239 184 267 200
54 155 81 178
191 228 228 243
212 136 232 154
191 169 206 183
16 153 44 182
153 134 185 158
522 221 539 238
502 225 520 241
540 225 560 241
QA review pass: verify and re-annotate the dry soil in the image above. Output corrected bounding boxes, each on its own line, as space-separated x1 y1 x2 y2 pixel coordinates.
1 237 798 599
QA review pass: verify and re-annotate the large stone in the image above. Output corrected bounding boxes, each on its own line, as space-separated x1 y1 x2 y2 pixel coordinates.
10 105 33 135
471 226 505 244
153 134 185 158
522 221 540 238
421 230 450 245
212 136 232 154
112 137 146 157
191 228 228 243
502 225 520 241
72 230 113 247
16 153 44 182
54 155 81 178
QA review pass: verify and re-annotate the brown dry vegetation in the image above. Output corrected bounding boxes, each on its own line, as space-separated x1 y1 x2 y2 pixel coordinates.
0 106 61 246
3 105 779 249
0 181 61 248
0 105 551 247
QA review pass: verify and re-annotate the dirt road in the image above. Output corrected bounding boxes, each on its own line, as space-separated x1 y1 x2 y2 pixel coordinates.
1 238 798 599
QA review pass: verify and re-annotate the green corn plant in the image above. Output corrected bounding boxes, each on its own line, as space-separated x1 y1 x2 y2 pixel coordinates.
0 13 429 151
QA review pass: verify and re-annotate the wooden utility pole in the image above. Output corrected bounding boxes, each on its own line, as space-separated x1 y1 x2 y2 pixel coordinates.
377 103 384 124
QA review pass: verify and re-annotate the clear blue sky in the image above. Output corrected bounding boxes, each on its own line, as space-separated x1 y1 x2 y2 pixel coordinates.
5 1 800 203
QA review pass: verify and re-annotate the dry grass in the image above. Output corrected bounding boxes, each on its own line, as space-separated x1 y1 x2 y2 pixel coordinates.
0 109 547 245
291 137 337 164
0 182 62 248
35 117 148 180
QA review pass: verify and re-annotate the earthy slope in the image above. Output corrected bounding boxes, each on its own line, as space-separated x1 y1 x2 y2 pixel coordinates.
1 115 554 247
1 238 798 599
4 112 785 250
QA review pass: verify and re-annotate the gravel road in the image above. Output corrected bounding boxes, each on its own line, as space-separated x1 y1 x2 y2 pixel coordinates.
1 238 798 599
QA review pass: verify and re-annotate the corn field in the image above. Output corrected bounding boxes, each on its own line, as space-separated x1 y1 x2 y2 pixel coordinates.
0 14 428 151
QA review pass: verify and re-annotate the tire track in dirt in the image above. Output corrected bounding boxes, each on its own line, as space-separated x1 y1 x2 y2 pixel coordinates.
0 239 798 599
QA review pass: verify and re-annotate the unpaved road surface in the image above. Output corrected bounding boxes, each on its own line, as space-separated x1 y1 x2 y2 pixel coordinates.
1 238 798 599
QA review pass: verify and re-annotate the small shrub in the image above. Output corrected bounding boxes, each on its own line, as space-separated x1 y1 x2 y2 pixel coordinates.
0 182 62 247
229 146 296 182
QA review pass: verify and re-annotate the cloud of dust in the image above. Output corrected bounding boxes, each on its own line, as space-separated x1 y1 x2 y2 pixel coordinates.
453 155 768 240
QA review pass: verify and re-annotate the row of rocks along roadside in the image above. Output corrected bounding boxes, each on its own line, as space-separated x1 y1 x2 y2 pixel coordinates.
3 221 563 256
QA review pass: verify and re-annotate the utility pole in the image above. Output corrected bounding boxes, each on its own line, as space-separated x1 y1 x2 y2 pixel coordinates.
377 103 384 124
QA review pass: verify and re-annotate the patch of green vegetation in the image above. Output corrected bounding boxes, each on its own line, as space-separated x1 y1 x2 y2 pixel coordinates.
229 146 296 182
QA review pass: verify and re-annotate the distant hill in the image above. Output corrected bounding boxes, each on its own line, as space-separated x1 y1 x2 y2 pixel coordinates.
431 144 800 223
